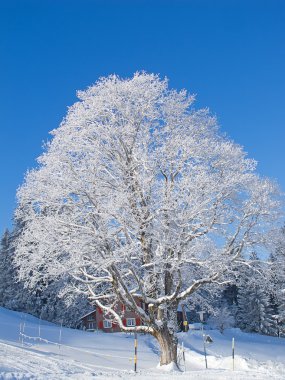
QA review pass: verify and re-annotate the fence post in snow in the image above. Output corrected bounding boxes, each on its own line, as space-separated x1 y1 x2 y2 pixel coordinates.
203 334 208 369
19 314 23 345
232 337 235 371
38 315 41 338
134 328 138 372
19 322 22 343
182 341 186 372
22 321 25 347
59 321 63 350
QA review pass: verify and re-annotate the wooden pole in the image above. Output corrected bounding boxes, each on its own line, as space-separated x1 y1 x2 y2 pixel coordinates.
181 304 188 332
182 341 186 372
22 321 25 347
59 321 63 350
232 337 235 371
134 328 138 372
38 316 41 338
203 334 208 369
19 323 22 343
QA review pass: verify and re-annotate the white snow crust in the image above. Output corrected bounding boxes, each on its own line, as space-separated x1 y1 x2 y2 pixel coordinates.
0 306 285 379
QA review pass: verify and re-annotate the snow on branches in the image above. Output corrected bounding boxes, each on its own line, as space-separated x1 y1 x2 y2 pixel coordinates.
14 73 281 365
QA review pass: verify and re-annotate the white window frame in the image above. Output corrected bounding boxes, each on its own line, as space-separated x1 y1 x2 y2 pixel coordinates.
126 318 136 327
103 320 112 329
88 321 96 330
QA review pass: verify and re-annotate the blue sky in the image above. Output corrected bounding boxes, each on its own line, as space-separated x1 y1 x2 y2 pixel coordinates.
0 0 284 233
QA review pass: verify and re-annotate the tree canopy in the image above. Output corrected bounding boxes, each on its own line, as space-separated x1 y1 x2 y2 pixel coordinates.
15 73 281 365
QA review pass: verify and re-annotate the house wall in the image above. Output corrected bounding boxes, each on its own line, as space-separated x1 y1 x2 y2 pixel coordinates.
82 299 145 333
82 302 189 333
82 311 97 331
96 305 142 333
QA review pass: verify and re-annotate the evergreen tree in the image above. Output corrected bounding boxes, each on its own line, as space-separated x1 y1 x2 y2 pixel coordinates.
271 226 285 336
208 304 235 333
236 255 275 335
0 229 11 305
0 224 91 328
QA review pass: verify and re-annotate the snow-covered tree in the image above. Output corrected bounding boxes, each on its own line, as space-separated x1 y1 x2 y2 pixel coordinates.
14 73 281 366
270 227 285 336
0 229 12 304
0 224 91 327
208 305 235 333
236 253 276 335
0 225 34 311
184 283 226 322
237 283 275 335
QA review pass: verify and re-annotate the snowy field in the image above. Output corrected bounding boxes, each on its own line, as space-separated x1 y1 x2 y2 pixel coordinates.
0 306 284 380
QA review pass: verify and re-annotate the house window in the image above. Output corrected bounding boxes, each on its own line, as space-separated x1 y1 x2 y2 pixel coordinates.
88 322 96 330
122 305 132 312
87 315 95 321
126 318 136 327
103 320 112 329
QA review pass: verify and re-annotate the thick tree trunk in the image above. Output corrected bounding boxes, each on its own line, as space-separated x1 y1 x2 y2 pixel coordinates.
154 327 178 366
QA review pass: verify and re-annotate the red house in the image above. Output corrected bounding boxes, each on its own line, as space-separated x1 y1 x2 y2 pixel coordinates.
80 299 146 333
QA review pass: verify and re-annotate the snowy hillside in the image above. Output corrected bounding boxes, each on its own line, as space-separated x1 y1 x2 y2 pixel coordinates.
0 306 284 379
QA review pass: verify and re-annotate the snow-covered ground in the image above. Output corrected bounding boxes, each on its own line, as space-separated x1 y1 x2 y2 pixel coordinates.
0 306 284 379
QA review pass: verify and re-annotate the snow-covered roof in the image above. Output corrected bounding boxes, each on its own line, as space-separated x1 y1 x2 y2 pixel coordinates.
177 303 190 312
188 322 203 330
79 310 96 320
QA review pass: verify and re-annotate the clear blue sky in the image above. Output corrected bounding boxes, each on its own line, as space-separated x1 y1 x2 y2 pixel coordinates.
0 0 284 233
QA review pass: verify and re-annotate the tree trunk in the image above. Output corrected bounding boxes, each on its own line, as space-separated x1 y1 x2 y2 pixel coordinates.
154 327 178 366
